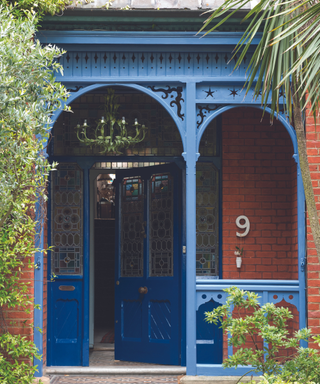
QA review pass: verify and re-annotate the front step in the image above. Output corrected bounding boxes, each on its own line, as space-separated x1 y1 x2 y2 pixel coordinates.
46 366 186 376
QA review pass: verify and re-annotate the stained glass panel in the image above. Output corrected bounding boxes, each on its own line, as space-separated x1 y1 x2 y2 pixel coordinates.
149 174 173 277
121 177 144 277
53 91 183 157
196 163 219 277
51 163 83 275
199 119 218 157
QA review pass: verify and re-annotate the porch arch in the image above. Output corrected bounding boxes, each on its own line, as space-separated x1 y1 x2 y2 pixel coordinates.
51 82 186 152
196 105 298 156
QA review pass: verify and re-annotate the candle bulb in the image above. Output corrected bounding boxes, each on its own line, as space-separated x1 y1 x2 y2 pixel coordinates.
101 116 105 123
122 116 125 124
134 118 138 125
83 119 87 126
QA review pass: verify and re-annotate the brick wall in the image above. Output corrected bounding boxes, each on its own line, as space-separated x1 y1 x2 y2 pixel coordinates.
222 107 298 280
2 255 34 363
306 112 320 348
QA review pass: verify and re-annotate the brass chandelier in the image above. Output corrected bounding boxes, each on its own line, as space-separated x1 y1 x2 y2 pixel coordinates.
75 88 148 154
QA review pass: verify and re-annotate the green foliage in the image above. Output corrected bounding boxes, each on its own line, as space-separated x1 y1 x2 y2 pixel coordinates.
0 0 70 17
0 333 41 383
200 0 320 123
0 6 69 382
205 287 320 383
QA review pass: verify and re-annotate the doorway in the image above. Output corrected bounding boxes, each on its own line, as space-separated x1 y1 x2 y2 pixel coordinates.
48 86 186 367
90 162 182 365
92 172 116 350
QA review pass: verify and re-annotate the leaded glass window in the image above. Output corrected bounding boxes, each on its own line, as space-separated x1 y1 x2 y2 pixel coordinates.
121 177 144 277
196 163 219 277
53 90 183 157
51 163 83 275
149 173 173 277
199 119 218 157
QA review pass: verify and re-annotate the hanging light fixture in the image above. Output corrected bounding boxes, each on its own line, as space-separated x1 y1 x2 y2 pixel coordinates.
75 88 148 154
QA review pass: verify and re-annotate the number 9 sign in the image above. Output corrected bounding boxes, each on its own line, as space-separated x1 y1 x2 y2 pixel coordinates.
236 215 250 237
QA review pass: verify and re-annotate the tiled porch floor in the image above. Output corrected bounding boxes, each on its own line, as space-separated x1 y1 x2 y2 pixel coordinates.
89 350 172 367
48 350 181 383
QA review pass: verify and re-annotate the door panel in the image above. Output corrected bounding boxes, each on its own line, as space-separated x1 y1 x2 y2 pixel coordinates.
48 163 84 366
50 280 82 366
115 164 181 365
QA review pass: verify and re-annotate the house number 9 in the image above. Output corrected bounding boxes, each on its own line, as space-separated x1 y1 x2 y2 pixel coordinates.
236 215 250 237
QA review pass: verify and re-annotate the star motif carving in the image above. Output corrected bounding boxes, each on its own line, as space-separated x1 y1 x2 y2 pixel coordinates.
229 88 240 99
203 88 215 98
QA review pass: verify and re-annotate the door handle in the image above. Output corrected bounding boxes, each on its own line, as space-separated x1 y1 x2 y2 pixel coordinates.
138 286 148 295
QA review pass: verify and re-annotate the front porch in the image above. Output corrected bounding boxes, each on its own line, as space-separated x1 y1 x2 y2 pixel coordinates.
35 30 306 378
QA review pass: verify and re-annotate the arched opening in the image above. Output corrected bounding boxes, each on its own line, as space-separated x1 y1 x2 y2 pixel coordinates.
48 86 185 367
219 107 298 281
196 106 298 281
195 107 298 365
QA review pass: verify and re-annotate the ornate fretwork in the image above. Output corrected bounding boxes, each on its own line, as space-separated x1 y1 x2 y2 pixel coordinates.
197 105 220 128
52 52 246 82
67 85 85 93
203 88 215 99
148 85 185 121
228 87 240 99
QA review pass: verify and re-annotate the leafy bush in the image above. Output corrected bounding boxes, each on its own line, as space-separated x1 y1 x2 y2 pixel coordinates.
0 6 69 383
205 287 320 384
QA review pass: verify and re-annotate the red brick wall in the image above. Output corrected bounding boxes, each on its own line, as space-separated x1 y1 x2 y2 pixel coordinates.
2 255 34 363
222 107 298 280
306 112 320 348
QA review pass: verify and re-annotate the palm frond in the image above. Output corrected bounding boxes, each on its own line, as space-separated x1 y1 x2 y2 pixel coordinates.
201 0 320 122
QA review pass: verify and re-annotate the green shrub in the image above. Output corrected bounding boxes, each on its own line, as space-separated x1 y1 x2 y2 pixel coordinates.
205 287 320 384
0 6 69 383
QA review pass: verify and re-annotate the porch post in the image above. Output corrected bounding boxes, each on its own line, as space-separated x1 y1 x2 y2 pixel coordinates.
81 163 90 365
296 158 307 347
184 81 199 375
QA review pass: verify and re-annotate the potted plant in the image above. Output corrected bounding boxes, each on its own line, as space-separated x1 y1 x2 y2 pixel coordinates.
234 246 243 268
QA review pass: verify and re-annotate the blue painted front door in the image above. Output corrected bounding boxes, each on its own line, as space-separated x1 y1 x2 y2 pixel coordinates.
48 163 85 366
115 164 181 365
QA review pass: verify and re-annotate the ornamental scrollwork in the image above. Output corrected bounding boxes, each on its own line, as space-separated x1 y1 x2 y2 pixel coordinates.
197 105 220 128
148 85 185 121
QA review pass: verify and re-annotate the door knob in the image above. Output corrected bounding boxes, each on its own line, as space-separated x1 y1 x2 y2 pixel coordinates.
138 286 148 294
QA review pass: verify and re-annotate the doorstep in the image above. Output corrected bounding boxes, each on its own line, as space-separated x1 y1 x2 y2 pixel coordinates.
46 366 186 375
180 376 258 384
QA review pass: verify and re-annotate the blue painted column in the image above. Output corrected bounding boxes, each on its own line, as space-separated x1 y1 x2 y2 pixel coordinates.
82 165 90 365
184 82 199 375
33 199 44 377
296 157 307 347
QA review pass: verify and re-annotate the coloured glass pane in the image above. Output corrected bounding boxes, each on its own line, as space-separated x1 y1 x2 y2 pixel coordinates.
53 91 183 157
51 163 83 275
199 119 218 157
121 177 144 277
196 163 219 277
149 173 173 277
